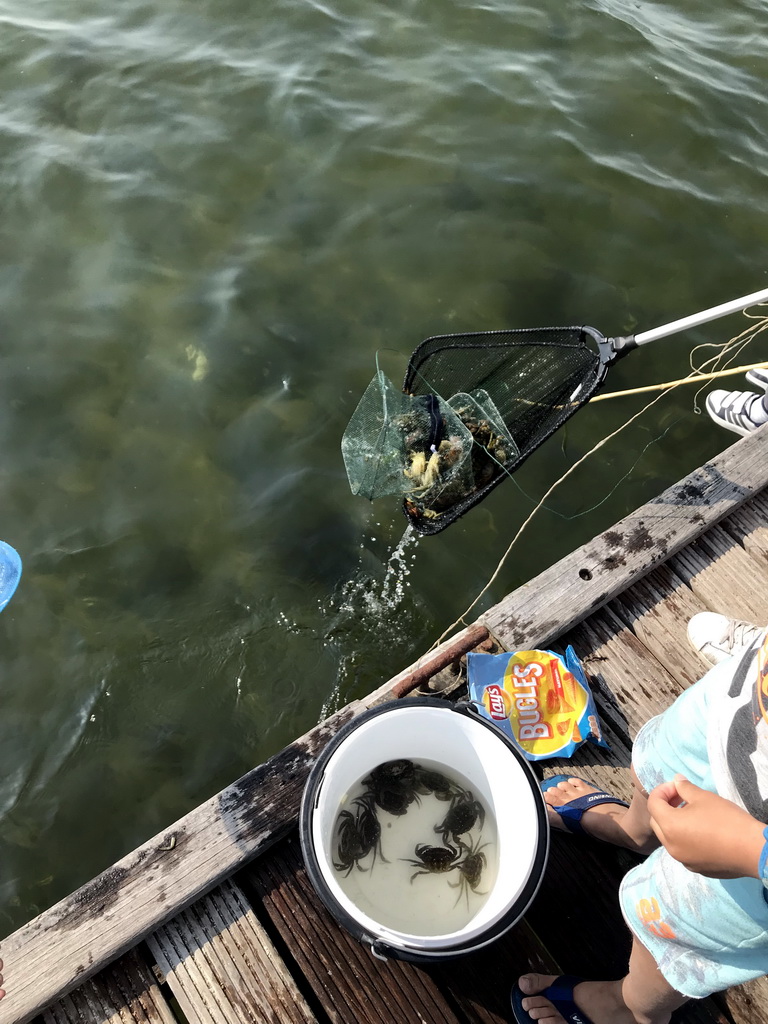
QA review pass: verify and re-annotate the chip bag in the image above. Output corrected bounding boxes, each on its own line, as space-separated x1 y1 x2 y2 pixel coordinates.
467 645 608 760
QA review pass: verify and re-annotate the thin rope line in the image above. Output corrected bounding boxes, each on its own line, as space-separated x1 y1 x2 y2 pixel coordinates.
508 415 683 521
691 315 768 410
430 386 672 647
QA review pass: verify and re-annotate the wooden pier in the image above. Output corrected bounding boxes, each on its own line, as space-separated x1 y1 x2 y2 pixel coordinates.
5 426 768 1024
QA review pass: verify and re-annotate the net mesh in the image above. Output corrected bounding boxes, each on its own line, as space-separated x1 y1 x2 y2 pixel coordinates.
341 370 474 501
402 327 604 532
341 327 606 535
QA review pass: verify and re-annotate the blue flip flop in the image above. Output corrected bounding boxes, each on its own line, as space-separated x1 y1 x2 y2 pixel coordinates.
511 975 594 1024
542 774 628 836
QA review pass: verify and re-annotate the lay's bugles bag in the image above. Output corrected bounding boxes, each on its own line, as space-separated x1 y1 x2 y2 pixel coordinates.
467 645 608 760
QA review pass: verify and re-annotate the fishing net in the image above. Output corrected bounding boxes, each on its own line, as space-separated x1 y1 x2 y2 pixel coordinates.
341 370 474 501
401 327 608 533
343 289 768 534
342 326 611 535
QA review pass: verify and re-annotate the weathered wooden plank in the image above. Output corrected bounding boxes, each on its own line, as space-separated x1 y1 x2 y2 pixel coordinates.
744 490 768 521
715 979 768 1024
608 563 710 687
241 830 726 1024
721 493 768 567
481 427 768 650
147 879 314 1024
668 524 768 624
565 606 705 740
42 948 176 1024
241 834 463 1024
0 703 361 1024
244 826 728 1024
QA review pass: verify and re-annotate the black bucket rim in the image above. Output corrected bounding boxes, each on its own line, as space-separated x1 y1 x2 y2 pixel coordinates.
299 697 549 962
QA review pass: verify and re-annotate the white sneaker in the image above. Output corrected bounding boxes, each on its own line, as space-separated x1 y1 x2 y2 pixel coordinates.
687 612 765 666
745 367 768 390
705 389 768 437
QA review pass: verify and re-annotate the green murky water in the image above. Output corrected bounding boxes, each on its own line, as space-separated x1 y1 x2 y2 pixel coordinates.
0 0 766 930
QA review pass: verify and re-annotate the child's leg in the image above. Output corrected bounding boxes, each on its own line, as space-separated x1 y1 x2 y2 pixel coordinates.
517 935 688 1024
544 766 658 854
622 935 690 1024
548 663 738 853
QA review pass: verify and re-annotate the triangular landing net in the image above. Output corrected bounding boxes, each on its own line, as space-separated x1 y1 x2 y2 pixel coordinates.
340 288 768 534
342 327 607 535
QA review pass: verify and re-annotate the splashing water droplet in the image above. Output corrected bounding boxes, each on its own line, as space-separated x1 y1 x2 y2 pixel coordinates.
319 527 421 717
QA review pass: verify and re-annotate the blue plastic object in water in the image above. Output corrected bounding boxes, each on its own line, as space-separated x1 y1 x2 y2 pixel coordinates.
0 541 22 612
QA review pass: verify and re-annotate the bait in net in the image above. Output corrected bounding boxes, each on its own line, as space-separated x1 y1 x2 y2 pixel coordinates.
341 370 474 502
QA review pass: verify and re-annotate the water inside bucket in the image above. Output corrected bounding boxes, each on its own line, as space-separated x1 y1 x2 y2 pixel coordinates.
331 759 498 936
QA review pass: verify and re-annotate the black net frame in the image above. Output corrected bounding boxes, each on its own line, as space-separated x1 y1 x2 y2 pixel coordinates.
400 325 612 535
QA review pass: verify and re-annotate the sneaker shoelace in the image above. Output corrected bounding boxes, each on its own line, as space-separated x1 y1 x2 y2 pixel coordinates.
723 619 763 651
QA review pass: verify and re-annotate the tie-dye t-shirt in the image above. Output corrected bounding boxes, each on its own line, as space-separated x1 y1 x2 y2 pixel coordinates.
707 634 768 828
621 636 768 999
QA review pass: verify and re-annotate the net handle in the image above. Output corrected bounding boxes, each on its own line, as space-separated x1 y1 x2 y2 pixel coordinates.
632 286 768 346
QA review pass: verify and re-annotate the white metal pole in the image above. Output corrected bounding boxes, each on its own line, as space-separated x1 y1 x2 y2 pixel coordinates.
634 286 768 346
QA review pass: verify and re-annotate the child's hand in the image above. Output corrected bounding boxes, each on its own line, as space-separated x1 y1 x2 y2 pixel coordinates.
647 774 766 879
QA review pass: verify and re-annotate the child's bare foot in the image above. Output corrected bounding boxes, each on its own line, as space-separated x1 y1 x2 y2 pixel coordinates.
543 776 656 854
514 973 647 1024
544 777 628 835
0 956 5 999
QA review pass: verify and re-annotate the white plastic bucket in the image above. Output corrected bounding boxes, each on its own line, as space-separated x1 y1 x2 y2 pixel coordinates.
300 697 548 961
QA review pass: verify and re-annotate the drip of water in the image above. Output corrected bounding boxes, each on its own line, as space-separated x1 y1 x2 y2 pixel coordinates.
319 526 421 717
353 525 420 617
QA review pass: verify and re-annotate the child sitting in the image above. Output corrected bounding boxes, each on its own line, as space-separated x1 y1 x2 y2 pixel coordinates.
511 612 768 1024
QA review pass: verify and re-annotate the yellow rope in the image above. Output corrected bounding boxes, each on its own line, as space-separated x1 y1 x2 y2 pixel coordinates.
591 359 768 402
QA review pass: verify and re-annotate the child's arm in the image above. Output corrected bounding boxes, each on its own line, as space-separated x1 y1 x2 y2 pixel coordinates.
647 774 768 882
